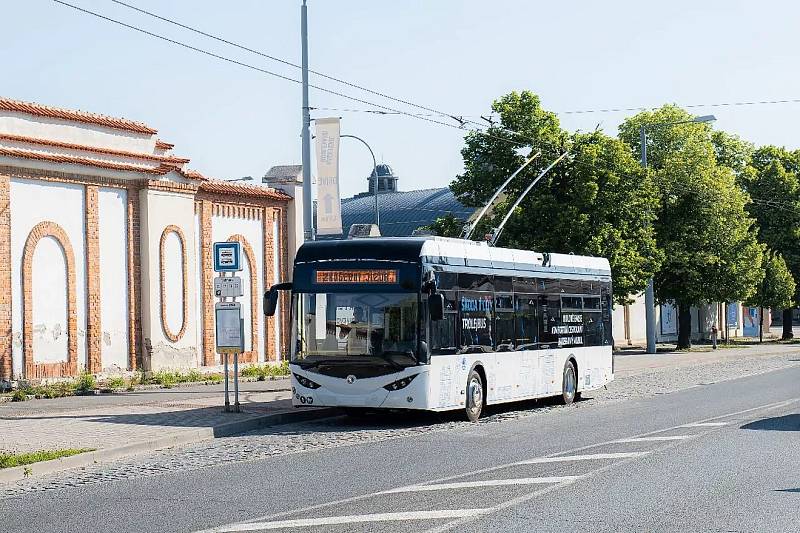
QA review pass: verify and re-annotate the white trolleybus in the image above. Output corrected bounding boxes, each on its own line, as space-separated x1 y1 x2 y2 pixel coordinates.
264 236 613 421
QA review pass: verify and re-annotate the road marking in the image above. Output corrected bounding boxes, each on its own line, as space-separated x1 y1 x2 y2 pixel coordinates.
614 435 692 443
209 509 487 531
517 451 650 464
383 476 581 494
680 422 728 428
198 397 800 533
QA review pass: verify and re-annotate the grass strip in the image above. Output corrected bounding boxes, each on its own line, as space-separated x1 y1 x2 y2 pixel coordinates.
0 448 95 469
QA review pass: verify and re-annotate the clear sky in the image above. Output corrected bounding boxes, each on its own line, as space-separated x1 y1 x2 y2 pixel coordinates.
3 0 799 198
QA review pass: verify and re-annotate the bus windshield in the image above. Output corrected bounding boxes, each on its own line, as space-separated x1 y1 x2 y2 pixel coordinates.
292 292 419 364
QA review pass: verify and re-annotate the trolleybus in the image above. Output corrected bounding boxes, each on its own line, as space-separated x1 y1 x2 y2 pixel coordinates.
264 236 613 421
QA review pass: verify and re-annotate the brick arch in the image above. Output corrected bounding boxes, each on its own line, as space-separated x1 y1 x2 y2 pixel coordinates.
22 221 78 378
160 225 189 343
227 234 259 363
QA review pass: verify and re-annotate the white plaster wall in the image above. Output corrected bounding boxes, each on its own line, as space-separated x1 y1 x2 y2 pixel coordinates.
0 112 155 153
31 237 69 363
98 188 129 370
139 188 199 370
211 215 264 360
162 231 185 335
10 178 87 376
273 217 281 360
627 293 647 344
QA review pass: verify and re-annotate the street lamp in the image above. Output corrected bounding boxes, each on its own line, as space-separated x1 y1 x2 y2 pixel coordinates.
640 114 716 354
340 134 380 231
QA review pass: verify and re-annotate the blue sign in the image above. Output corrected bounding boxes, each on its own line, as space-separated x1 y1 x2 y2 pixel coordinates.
726 303 739 328
213 241 242 272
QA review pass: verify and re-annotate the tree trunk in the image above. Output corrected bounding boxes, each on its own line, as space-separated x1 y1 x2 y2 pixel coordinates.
759 305 763 343
782 308 794 340
677 301 692 349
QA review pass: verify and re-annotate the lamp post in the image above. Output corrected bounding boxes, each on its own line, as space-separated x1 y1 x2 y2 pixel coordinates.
640 114 716 354
340 134 380 231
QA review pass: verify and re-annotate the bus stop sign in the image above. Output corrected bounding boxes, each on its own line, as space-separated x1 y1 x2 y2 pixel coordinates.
213 241 242 272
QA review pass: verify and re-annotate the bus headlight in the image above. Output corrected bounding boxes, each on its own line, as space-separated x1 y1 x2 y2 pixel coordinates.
293 373 321 389
383 374 418 391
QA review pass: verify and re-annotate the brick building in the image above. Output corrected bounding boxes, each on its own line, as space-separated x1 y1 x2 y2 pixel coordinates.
0 97 293 383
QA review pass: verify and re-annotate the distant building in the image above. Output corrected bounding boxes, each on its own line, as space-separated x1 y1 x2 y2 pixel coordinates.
338 164 474 237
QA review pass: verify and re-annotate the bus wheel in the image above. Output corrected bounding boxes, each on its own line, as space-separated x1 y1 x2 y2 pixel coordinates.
465 369 484 422
560 360 577 405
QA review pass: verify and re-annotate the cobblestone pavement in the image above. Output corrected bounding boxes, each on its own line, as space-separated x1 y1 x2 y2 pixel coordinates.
2 348 798 499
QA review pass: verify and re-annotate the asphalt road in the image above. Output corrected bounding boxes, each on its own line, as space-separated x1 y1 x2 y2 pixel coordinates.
2 365 800 532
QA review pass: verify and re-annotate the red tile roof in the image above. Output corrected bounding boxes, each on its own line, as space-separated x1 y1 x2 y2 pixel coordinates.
0 97 157 135
0 133 189 164
155 139 174 150
199 179 291 200
0 146 175 175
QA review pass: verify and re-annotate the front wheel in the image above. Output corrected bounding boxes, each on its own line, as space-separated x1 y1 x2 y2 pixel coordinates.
465 369 485 422
560 360 577 405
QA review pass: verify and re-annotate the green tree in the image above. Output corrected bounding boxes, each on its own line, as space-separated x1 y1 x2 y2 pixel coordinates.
619 105 764 348
745 252 796 342
739 145 800 339
452 91 662 304
418 212 463 238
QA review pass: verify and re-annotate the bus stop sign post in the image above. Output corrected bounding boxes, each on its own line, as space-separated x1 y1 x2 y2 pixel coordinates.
213 241 243 413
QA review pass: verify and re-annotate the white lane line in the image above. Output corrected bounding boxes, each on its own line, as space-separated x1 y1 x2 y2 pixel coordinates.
681 422 728 428
517 451 650 464
614 435 693 443
383 476 580 494
210 509 487 531
198 397 800 533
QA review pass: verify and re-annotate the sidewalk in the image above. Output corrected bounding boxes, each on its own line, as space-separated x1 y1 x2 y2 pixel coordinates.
0 378 333 483
613 341 800 377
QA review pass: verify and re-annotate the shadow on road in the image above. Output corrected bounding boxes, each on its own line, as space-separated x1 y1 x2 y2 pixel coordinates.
740 414 800 432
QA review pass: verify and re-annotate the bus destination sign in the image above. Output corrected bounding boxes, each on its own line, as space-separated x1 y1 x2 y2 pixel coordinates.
316 269 398 284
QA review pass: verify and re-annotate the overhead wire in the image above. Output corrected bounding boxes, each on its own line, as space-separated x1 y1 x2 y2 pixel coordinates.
54 0 800 217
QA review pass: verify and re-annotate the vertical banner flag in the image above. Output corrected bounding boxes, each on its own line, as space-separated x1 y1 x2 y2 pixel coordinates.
315 117 343 235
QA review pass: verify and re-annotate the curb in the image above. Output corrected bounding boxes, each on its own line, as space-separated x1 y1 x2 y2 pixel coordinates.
0 406 337 485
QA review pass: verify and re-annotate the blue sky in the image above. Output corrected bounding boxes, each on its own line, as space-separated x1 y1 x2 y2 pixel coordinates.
3 0 799 198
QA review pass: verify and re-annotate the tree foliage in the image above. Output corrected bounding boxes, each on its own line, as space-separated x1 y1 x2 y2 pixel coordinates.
745 252 796 311
739 146 800 298
619 106 764 347
419 212 462 238
452 91 661 304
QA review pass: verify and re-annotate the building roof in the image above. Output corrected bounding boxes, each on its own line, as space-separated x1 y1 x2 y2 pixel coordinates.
337 187 474 238
0 96 157 135
199 179 291 200
264 164 302 182
0 133 189 164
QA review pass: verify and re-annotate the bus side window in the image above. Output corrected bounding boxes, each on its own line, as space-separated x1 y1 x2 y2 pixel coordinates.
514 294 538 350
539 294 560 346
495 293 515 351
431 291 457 355
459 291 494 352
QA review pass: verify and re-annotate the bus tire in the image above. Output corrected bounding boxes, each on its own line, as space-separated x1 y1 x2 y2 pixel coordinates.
560 360 577 405
465 368 485 422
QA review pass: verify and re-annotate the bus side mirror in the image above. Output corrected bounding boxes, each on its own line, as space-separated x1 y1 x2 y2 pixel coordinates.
264 290 279 317
263 282 292 316
429 293 445 321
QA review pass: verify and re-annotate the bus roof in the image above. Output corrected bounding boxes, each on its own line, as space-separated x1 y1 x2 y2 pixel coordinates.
295 236 611 278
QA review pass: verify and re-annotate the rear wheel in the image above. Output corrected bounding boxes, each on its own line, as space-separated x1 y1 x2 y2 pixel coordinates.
465 369 485 422
560 360 577 405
